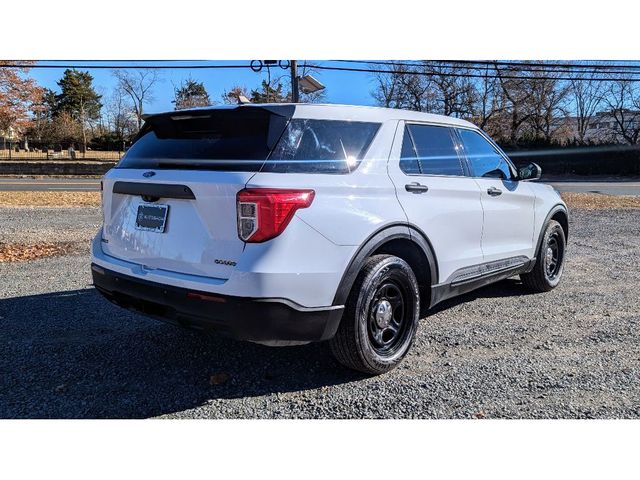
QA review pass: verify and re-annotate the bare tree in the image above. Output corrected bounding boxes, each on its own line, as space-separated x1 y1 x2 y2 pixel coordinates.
603 80 640 144
472 68 503 130
568 68 606 144
526 68 570 142
368 61 588 146
494 64 537 144
112 69 160 130
106 87 137 150
422 62 475 118
371 62 433 111
371 65 404 108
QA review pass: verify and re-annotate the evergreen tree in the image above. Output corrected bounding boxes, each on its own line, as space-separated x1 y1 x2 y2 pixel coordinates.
173 78 211 110
54 69 102 152
42 88 59 119
251 80 287 103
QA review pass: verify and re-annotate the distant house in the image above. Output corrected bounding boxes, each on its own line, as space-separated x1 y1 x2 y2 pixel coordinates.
0 126 17 149
561 109 640 143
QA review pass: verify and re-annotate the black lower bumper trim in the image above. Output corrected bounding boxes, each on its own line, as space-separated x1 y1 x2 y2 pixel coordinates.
91 264 343 344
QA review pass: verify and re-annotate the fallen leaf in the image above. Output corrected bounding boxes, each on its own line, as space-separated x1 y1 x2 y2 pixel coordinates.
209 373 230 386
0 242 77 263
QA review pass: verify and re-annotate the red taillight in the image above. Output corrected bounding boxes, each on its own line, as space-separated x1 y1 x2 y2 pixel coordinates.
237 188 315 243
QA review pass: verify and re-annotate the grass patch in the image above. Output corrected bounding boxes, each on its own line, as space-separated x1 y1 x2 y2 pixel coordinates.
0 191 100 207
561 192 640 210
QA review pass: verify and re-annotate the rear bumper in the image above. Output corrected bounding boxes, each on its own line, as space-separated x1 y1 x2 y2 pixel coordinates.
91 264 343 345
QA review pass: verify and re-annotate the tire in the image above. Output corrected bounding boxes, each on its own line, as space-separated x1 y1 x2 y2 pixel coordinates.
329 254 420 375
520 219 566 292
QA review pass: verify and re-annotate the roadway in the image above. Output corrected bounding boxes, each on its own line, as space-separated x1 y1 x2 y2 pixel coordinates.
0 177 639 195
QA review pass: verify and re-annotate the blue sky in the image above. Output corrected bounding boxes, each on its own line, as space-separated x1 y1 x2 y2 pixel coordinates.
30 60 378 113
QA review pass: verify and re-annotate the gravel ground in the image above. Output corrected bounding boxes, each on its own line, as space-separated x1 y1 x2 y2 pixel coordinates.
0 207 100 245
0 206 639 419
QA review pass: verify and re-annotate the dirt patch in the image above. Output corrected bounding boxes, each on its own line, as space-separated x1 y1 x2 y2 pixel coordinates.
0 189 636 211
561 192 640 210
0 175 103 179
0 191 100 207
0 242 79 262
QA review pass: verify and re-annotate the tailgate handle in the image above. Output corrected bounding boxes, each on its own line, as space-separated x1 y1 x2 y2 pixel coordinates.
113 182 195 200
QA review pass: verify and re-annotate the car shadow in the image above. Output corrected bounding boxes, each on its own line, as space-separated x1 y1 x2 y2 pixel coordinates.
1 279 536 419
0 288 368 419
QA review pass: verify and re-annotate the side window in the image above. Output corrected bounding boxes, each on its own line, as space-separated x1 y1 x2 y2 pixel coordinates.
400 124 464 176
264 119 380 174
458 129 513 180
399 129 420 174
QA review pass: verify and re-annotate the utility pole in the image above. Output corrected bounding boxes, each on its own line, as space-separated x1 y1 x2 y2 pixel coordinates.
290 60 299 103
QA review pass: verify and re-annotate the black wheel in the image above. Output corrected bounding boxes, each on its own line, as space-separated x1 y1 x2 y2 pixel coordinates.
329 254 420 375
521 219 566 292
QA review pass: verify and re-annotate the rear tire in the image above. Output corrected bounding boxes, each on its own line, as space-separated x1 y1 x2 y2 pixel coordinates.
521 220 566 292
329 254 420 375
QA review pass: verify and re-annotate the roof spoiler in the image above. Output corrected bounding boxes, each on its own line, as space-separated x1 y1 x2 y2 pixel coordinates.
140 105 295 124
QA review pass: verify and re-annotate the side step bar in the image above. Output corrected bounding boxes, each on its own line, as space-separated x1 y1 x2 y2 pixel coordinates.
430 256 534 308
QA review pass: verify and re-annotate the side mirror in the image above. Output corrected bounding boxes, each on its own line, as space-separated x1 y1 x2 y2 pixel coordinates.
517 162 542 181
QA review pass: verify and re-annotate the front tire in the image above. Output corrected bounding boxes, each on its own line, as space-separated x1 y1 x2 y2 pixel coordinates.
521 219 566 292
329 254 420 375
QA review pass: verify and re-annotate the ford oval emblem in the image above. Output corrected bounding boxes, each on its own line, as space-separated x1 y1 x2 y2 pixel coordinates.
143 171 156 178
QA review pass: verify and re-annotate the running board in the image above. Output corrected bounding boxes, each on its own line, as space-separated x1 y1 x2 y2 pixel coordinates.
430 256 534 308
449 256 529 287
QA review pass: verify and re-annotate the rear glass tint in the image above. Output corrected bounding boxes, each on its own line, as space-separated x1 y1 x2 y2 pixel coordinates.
263 119 380 174
117 110 380 174
116 108 289 171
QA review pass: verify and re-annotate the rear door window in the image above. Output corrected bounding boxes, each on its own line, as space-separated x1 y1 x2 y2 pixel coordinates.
400 124 465 176
263 119 381 174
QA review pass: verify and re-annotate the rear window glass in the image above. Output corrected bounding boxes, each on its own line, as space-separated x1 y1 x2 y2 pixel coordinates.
116 108 289 172
263 119 381 174
117 112 380 174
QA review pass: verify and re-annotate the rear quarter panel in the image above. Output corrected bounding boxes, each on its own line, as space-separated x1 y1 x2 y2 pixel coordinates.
248 120 407 247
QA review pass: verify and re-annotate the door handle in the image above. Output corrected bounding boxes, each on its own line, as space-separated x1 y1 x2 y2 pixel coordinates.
405 182 429 194
487 186 502 196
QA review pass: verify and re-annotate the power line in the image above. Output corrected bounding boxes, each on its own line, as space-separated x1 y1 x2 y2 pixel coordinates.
313 64 640 82
4 60 640 82
0 63 250 69
2 60 639 78
334 60 640 77
443 59 640 71
338 59 640 71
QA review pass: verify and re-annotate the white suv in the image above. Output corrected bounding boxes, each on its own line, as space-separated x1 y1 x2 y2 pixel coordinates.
91 104 568 374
